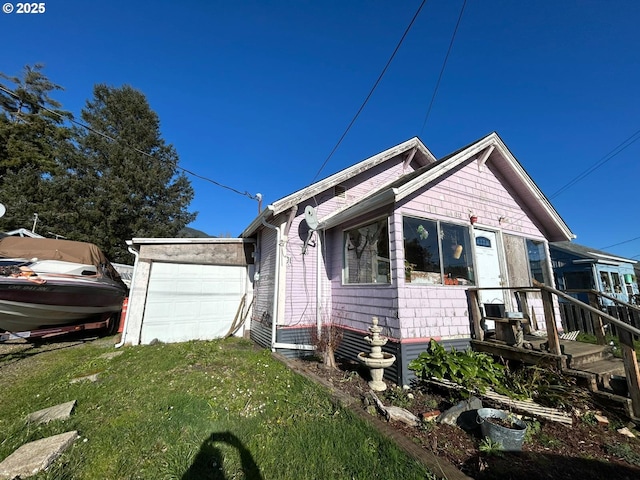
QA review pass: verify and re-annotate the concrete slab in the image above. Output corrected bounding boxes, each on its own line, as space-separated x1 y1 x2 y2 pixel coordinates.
100 351 123 360
0 431 78 480
70 373 99 384
26 400 76 425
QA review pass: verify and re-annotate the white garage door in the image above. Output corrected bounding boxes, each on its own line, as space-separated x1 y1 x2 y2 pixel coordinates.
141 262 247 344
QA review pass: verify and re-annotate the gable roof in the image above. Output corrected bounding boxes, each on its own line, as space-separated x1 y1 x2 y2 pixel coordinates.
550 241 637 266
319 132 574 241
241 137 436 236
242 133 574 242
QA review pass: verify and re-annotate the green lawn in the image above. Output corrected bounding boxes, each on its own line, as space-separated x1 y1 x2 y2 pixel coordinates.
0 337 435 479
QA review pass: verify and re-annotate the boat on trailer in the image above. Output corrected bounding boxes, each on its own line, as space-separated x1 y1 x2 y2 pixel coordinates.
0 235 128 335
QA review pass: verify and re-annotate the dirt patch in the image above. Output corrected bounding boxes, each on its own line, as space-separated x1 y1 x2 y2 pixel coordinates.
292 357 640 480
0 334 115 381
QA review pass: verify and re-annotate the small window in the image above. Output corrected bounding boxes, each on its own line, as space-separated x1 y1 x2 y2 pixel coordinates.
611 272 622 293
344 218 390 284
527 239 550 284
600 271 612 293
476 236 491 248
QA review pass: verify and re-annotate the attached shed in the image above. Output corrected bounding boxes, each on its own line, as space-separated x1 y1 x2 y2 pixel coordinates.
119 238 255 346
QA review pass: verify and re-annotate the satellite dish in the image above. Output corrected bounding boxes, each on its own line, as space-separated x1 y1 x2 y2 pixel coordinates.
0 203 5 218
302 206 319 255
304 205 318 230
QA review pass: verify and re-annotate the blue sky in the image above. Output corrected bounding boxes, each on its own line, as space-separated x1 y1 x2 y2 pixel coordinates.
2 1 640 258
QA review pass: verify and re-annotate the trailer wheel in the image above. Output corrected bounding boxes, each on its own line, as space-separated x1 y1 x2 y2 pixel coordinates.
106 313 120 336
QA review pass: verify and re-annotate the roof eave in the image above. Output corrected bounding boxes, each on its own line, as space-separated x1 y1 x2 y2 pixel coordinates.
241 204 276 238
319 188 398 230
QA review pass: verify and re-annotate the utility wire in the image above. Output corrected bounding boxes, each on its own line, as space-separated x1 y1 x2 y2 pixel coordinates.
599 235 640 251
419 0 467 136
310 0 428 183
549 126 640 199
0 84 259 201
506 125 640 231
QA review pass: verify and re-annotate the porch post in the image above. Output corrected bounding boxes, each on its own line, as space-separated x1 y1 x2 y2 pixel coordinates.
468 289 484 341
588 292 607 345
541 289 562 356
618 329 640 418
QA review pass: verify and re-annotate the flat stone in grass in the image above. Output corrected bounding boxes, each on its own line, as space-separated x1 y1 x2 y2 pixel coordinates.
99 351 123 360
0 431 78 480
26 400 77 425
70 373 99 383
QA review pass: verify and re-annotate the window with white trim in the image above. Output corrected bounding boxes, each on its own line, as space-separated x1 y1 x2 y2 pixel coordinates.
343 218 390 284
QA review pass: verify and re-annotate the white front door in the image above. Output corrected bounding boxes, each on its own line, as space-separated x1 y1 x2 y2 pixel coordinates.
474 229 505 327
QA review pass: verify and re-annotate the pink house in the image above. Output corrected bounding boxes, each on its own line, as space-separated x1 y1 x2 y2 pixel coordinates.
241 133 574 385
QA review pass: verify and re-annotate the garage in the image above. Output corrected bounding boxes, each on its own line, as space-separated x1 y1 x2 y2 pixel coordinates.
120 238 254 346
141 262 247 344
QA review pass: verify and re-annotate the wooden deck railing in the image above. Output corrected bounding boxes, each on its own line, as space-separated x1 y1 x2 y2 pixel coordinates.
467 285 640 418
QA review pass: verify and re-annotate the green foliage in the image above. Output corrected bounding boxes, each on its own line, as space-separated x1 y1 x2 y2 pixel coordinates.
581 412 598 426
478 437 504 456
408 339 506 394
409 340 585 407
605 442 640 466
523 419 542 444
0 66 197 264
383 386 413 409
0 337 434 479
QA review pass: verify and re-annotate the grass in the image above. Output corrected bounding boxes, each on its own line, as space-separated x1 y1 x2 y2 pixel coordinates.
0 337 436 479
576 332 640 356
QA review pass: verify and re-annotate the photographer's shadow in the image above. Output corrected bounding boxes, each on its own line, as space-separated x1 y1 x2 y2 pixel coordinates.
182 431 263 480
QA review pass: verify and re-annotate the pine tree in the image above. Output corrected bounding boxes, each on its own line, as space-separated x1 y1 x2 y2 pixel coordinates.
0 65 74 231
63 84 196 262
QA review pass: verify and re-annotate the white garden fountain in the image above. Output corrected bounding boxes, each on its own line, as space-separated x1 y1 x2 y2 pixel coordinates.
357 316 396 391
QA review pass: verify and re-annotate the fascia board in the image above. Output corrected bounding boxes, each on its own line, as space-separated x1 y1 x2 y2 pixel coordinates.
490 135 574 241
270 138 434 214
129 237 254 246
318 188 398 230
589 252 637 264
395 134 497 202
395 133 574 241
240 204 276 238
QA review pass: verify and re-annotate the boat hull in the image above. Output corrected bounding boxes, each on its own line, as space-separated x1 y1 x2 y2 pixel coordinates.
0 276 126 332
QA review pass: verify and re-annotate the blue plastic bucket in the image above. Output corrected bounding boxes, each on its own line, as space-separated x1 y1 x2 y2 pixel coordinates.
477 408 527 451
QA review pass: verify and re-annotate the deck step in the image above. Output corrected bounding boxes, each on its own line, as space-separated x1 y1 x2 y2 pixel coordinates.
563 343 613 369
577 358 625 377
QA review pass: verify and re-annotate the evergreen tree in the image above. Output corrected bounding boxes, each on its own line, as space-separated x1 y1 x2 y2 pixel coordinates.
62 84 196 262
0 65 74 231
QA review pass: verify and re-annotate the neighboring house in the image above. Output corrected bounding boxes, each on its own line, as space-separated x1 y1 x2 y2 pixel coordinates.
241 132 575 385
549 241 639 305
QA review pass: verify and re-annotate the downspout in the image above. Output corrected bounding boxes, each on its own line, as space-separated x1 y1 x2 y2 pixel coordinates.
261 217 281 352
262 207 316 353
115 245 140 348
316 229 322 338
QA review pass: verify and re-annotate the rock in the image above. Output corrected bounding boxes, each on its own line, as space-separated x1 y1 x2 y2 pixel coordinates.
0 431 78 480
366 391 419 426
594 414 609 426
385 406 420 426
617 427 636 438
26 400 77 425
99 351 123 360
438 396 483 429
70 373 99 384
422 410 441 422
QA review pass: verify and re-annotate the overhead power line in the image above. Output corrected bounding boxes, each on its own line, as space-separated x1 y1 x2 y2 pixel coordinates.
420 0 468 136
599 235 640 251
0 84 259 201
550 126 640 199
310 0 428 183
